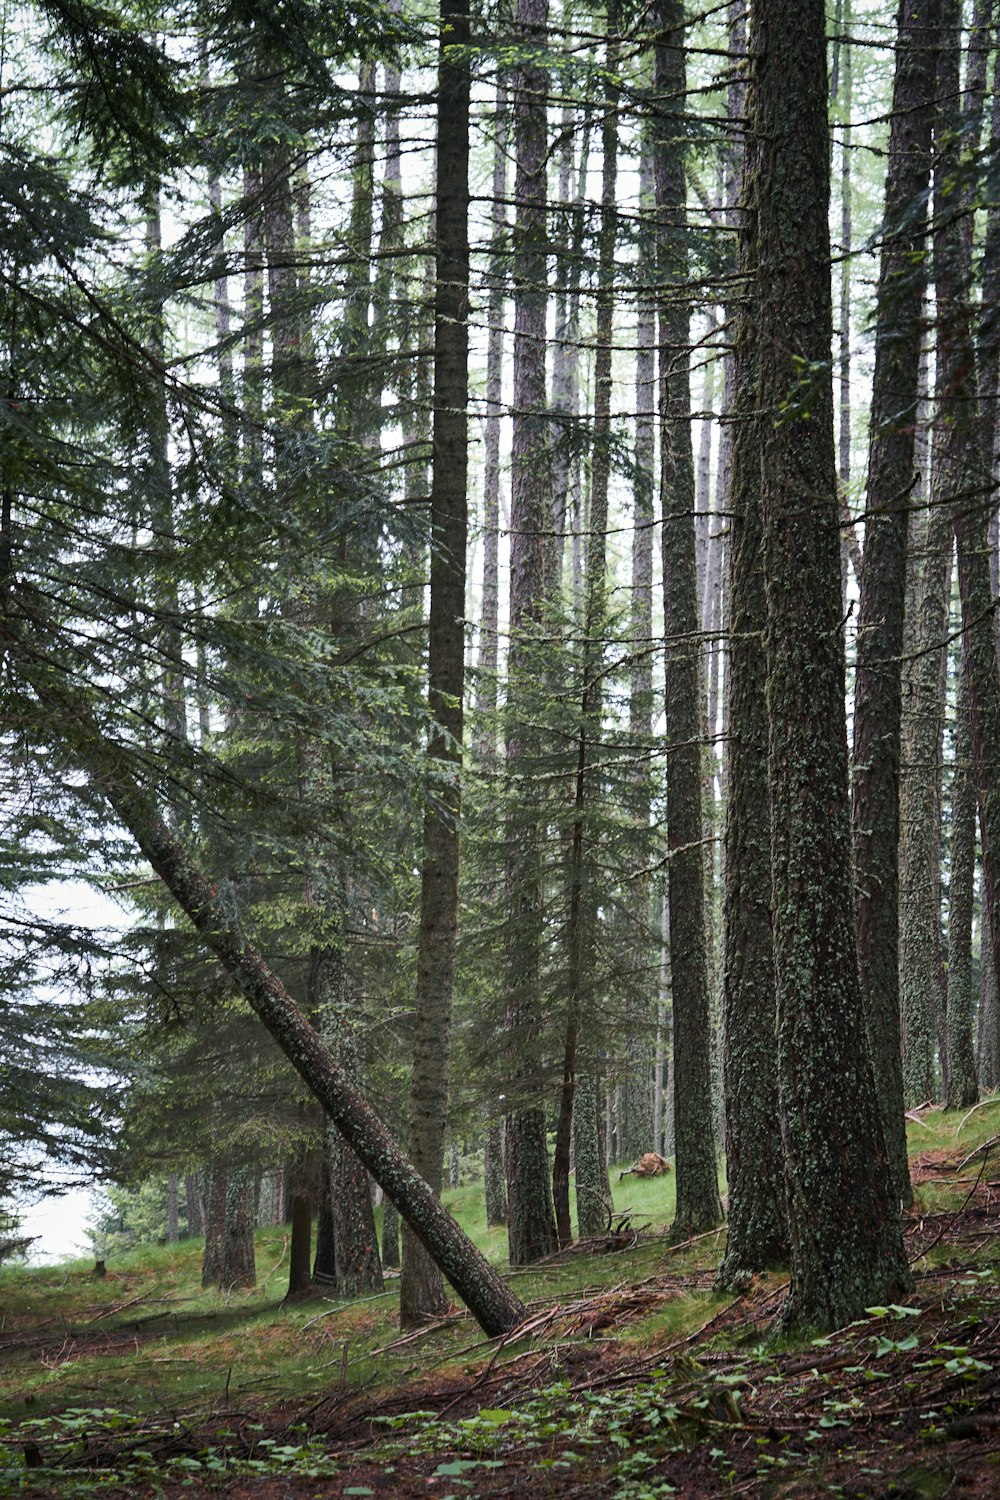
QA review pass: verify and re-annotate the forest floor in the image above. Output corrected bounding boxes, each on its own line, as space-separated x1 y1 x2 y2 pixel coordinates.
2 1106 1000 1498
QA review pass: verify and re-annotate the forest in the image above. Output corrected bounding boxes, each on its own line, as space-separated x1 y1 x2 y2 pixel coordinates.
3 0 1000 1491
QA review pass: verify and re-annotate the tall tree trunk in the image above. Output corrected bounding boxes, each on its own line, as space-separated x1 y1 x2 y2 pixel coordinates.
851 0 939 1208
503 0 559 1267
552 0 620 1247
476 74 509 1237
619 145 657 1167
900 514 951 1104
653 0 722 1240
930 0 1000 1107
742 0 911 1331
717 134 788 1282
401 0 471 1327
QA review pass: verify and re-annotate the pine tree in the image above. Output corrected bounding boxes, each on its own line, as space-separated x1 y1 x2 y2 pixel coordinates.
740 0 911 1332
652 0 722 1241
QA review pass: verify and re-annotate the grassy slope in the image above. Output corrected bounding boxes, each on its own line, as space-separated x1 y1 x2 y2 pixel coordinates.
0 1100 997 1422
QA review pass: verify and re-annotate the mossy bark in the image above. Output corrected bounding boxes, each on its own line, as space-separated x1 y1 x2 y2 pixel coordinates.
653 0 722 1242
573 1074 608 1237
899 508 950 1106
718 266 788 1286
312 938 383 1299
740 0 911 1331
483 1113 508 1228
851 0 939 1208
220 1167 256 1291
977 919 1000 1089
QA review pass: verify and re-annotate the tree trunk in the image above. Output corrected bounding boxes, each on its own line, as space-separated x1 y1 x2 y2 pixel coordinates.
288 1155 315 1299
742 0 911 1331
380 1196 400 1269
14 665 527 1335
900 510 951 1104
503 0 559 1267
483 1112 508 1228
166 1175 179 1244
717 200 788 1286
977 903 1000 1088
400 0 471 1329
851 0 939 1207
947 653 978 1107
653 0 722 1241
552 0 620 1248
185 1174 204 1237
619 146 657 1167
475 79 510 1240
220 1167 255 1290
201 1171 226 1288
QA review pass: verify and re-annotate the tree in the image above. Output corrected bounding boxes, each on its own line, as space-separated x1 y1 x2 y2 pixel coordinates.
653 0 722 1241
400 0 471 1327
502 0 559 1267
851 0 939 1205
740 0 911 1331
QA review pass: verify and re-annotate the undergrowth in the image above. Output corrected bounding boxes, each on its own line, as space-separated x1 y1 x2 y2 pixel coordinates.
0 1102 997 1495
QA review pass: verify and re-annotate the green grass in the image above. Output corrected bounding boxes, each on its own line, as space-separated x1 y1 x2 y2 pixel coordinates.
2 1103 996 1423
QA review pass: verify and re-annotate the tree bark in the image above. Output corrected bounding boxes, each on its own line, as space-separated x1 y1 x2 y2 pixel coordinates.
717 207 788 1286
400 0 471 1329
503 0 559 1267
619 146 658 1168
220 1167 256 1290
851 0 939 1208
552 0 620 1248
947 653 979 1107
742 0 911 1331
653 0 723 1241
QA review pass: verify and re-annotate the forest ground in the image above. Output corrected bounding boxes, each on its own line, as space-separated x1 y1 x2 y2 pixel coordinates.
2 1107 1000 1498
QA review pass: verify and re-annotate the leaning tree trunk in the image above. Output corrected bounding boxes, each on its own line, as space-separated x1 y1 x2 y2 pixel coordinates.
400 0 471 1328
653 0 722 1241
9 652 526 1335
742 0 911 1331
851 0 939 1209
502 0 559 1267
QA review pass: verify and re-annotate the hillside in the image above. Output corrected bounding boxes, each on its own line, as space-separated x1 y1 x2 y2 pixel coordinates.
1 1107 999 1497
